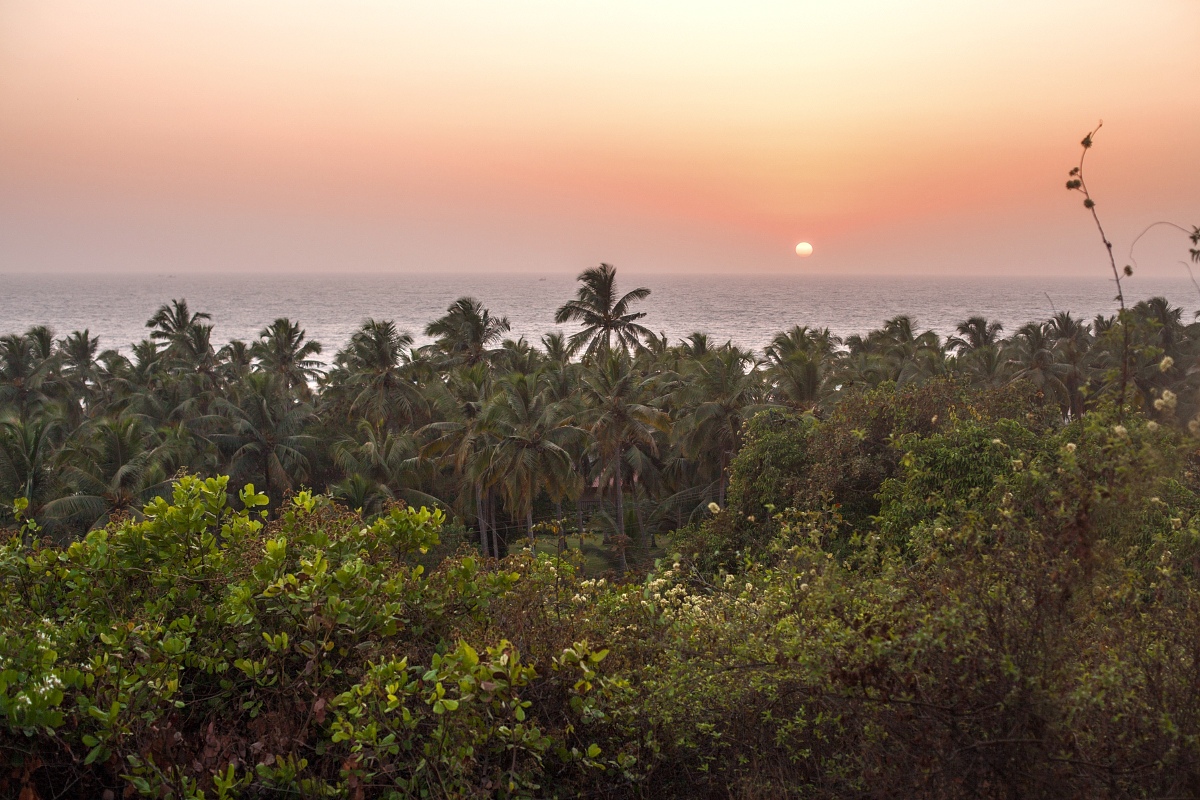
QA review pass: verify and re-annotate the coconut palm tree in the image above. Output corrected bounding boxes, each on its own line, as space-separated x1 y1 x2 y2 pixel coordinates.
42 415 171 531
1009 322 1070 412
0 333 59 422
673 345 772 507
333 319 424 430
555 263 653 359
211 373 316 502
56 330 101 422
481 372 580 542
764 326 839 412
1046 312 1093 418
252 318 324 397
420 363 498 556
146 299 212 354
425 297 511 367
948 316 1004 354
0 416 63 522
578 351 668 572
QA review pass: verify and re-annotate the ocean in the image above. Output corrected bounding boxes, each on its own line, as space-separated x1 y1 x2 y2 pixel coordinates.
3 272 1198 359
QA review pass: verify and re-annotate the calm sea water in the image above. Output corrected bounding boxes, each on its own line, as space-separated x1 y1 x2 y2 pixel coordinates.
3 272 1199 359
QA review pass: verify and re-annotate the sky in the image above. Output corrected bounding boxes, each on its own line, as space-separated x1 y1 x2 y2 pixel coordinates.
1 1 1197 277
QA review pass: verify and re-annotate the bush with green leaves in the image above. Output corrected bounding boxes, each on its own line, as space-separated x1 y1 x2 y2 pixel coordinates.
1 476 623 798
7 389 1200 798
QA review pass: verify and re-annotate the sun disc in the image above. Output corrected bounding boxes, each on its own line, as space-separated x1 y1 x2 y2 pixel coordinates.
795 242 813 257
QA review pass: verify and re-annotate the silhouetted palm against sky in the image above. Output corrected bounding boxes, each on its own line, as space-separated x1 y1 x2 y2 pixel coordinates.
555 264 653 360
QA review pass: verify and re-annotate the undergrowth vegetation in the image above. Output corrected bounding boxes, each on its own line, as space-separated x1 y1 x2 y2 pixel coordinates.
6 377 1200 798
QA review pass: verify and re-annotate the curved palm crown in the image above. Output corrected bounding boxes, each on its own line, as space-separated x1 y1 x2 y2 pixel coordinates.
481 372 579 538
1133 296 1185 350
674 346 771 505
335 319 423 429
0 416 62 517
1009 323 1071 409
0 332 60 420
767 350 827 411
579 351 668 568
146 299 211 351
554 264 653 359
42 415 170 530
212 373 316 498
765 325 841 362
948 316 1004 354
252 318 324 395
425 297 511 366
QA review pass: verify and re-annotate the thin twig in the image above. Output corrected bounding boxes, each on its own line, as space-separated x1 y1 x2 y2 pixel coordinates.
1067 122 1129 410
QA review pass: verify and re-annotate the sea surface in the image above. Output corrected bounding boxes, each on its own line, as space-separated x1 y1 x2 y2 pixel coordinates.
3 272 1199 360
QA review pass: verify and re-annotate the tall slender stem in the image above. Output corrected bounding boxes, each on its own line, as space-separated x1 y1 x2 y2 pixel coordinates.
1070 122 1128 411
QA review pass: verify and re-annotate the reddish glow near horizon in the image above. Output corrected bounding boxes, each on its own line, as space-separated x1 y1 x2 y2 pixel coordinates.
0 1 1197 277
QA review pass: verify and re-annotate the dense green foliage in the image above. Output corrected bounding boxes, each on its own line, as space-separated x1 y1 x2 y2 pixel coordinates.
7 380 1200 796
6 263 1200 567
10 257 1200 796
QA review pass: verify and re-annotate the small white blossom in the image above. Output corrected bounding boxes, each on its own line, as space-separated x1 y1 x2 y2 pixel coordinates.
1160 356 1174 372
1147 421 1160 432
707 502 721 514
1112 425 1128 437
1065 442 1077 453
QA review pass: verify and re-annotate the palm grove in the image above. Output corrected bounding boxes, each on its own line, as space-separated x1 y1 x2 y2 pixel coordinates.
5 263 1200 565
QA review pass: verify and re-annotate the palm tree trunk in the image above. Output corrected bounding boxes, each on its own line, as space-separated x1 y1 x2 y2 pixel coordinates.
527 507 535 547
614 451 627 574
489 491 501 557
555 499 565 556
475 481 490 558
634 488 651 549
718 451 728 507
576 498 586 551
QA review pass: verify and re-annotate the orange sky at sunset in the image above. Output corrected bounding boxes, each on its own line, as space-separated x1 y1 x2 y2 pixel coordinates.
1 1 1197 277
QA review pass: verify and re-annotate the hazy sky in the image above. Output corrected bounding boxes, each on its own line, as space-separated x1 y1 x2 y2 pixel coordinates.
1 1 1197 277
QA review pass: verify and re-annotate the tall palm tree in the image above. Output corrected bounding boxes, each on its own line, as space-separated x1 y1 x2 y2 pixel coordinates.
579 351 668 572
211 374 316 501
219 340 254 384
42 415 171 531
420 364 498 556
948 316 1004 354
146 299 212 354
765 325 841 362
333 319 424 430
0 333 59 422
0 416 62 522
252 318 324 397
1009 322 1070 412
57 330 101 421
673 346 771 507
425 298 511 367
482 372 580 542
1046 312 1092 418
764 326 839 412
555 264 653 359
